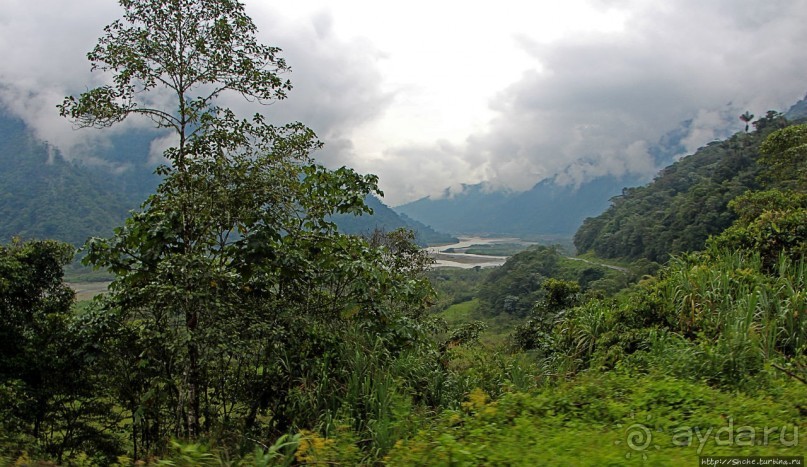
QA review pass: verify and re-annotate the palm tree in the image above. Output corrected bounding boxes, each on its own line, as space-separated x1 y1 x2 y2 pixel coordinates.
739 111 754 133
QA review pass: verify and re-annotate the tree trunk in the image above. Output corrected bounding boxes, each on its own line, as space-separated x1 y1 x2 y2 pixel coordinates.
186 308 200 438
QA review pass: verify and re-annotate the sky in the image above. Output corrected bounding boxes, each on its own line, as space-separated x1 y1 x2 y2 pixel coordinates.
1 0 806 205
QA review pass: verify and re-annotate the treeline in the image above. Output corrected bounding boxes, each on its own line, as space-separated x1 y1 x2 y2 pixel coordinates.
475 245 631 317
574 112 793 262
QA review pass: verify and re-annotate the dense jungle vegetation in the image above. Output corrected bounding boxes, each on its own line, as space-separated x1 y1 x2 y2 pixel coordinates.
573 112 803 263
2 0 806 465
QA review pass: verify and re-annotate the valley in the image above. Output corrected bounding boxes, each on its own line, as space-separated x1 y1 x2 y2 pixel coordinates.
426 236 527 268
2 0 807 463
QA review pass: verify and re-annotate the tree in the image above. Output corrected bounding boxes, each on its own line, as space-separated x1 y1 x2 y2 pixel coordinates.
0 239 123 463
739 111 754 133
58 0 310 440
58 0 433 452
710 125 807 267
759 123 807 191
58 0 291 171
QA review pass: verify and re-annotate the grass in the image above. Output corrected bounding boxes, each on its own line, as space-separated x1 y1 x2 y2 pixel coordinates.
438 299 522 345
439 299 481 324
67 281 111 301
384 371 807 466
63 260 113 283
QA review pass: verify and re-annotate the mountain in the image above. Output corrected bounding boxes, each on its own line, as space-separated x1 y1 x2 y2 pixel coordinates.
785 93 807 120
397 97 807 239
396 178 622 237
332 195 456 245
0 109 451 246
573 111 801 262
0 112 135 246
395 118 696 237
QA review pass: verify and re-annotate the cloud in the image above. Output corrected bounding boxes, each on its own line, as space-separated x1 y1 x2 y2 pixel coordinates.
378 0 807 204
0 0 120 153
0 1 390 171
1 0 806 206
375 140 476 203
223 6 393 168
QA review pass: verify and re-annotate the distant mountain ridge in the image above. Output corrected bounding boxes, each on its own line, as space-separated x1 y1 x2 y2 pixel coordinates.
395 118 694 237
396 178 621 236
0 109 452 246
331 195 456 245
396 95 807 238
0 111 133 245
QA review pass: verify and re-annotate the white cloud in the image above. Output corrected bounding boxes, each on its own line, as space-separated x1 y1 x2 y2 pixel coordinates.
1 0 806 205
373 0 807 204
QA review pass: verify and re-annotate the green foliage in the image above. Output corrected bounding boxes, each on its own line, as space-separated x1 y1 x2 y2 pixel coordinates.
0 239 125 464
477 246 563 317
427 267 491 312
710 190 807 268
544 249 807 390
574 113 789 262
758 123 807 189
707 125 807 269
383 373 807 465
0 113 135 246
512 278 582 353
477 245 620 317
442 321 488 351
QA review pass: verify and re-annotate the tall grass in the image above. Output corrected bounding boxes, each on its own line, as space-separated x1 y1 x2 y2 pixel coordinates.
545 249 806 389
645 249 805 387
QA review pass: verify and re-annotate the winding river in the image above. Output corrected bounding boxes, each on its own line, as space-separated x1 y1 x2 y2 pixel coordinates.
426 236 520 269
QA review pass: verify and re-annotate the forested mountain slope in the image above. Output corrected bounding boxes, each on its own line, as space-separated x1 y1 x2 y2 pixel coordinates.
0 110 451 246
0 113 134 245
573 112 795 262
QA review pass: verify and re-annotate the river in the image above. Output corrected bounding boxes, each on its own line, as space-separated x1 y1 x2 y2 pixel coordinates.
426 236 522 269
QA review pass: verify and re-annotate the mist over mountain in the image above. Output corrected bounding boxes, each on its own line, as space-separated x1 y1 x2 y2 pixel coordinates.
0 111 135 245
573 97 807 262
0 109 450 246
396 96 807 237
395 117 694 236
4 90 805 246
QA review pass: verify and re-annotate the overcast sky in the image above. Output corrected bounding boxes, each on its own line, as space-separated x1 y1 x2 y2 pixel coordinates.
1 0 806 205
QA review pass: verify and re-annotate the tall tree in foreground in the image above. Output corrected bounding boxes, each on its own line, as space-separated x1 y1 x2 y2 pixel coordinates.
59 0 292 170
59 0 433 453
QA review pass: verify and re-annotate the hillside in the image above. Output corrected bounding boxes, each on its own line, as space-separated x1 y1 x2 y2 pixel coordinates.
395 118 697 237
396 178 621 236
573 112 795 262
0 112 134 245
331 195 456 245
0 110 452 246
